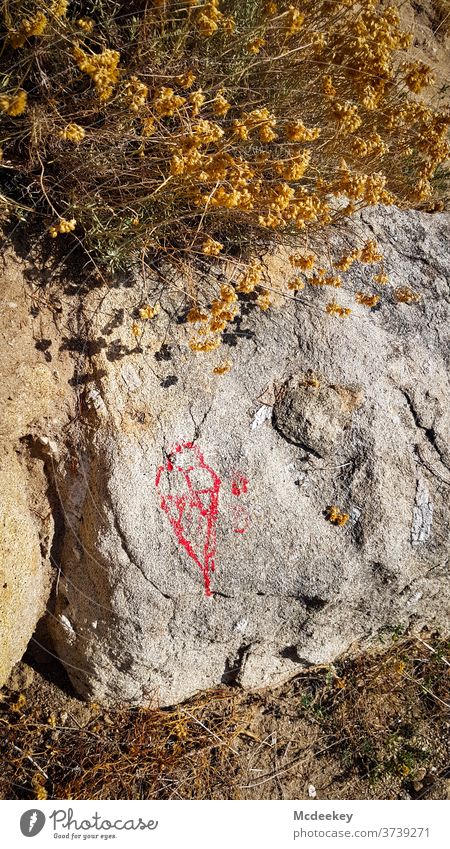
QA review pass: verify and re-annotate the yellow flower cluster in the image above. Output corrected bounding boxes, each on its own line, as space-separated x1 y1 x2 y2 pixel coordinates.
60 123 85 143
256 290 273 311
403 61 435 94
49 218 77 237
285 120 321 142
177 70 196 89
248 37 265 54
124 77 148 113
334 164 394 205
9 12 47 48
394 286 421 304
76 17 94 33
239 108 278 143
290 253 315 270
202 236 223 255
326 505 349 526
332 101 362 135
360 239 383 263
326 301 351 318
309 270 342 287
73 47 121 102
323 75 336 98
286 5 305 36
213 359 232 374
195 0 234 38
333 249 360 271
50 0 69 17
0 90 27 116
213 91 231 117
287 276 305 291
350 133 389 158
188 281 240 351
213 360 233 374
139 303 160 319
189 336 222 352
187 307 209 323
142 116 156 137
235 261 263 293
355 292 380 308
32 773 48 801
153 87 185 117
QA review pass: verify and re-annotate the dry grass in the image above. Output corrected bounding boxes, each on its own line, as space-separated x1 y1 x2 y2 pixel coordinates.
1 0 448 268
1 1 448 353
1 632 448 800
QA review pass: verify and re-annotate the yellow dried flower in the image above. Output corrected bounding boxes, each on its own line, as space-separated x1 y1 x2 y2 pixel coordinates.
333 249 361 271
142 116 156 137
213 359 232 374
326 301 351 318
153 87 185 117
404 61 435 94
139 303 160 320
177 70 196 89
256 290 272 311
285 120 320 142
124 76 148 112
213 92 231 117
360 239 383 263
202 236 223 256
32 773 48 801
394 286 421 304
187 307 209 323
49 218 76 237
0 90 27 116
290 253 315 270
236 261 262 293
76 17 94 33
50 0 69 17
355 292 380 308
10 12 47 47
60 123 85 143
73 47 121 102
288 276 305 291
189 336 222 352
326 505 349 526
189 89 206 116
248 37 265 54
323 75 336 98
286 5 305 36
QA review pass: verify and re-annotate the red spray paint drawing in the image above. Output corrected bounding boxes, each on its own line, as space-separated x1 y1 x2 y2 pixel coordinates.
156 443 250 596
155 442 222 596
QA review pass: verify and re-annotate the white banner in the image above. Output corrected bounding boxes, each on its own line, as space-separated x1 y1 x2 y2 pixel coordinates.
0 799 447 848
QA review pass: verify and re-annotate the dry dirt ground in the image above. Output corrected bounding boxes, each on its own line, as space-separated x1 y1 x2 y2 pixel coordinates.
0 635 449 800
0 1 449 802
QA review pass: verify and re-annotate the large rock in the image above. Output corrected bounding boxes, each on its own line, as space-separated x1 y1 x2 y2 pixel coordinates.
0 246 75 687
0 453 50 685
49 206 450 706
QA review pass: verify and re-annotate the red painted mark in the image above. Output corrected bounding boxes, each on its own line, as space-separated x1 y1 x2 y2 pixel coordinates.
155 442 222 597
231 473 249 497
231 472 250 534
